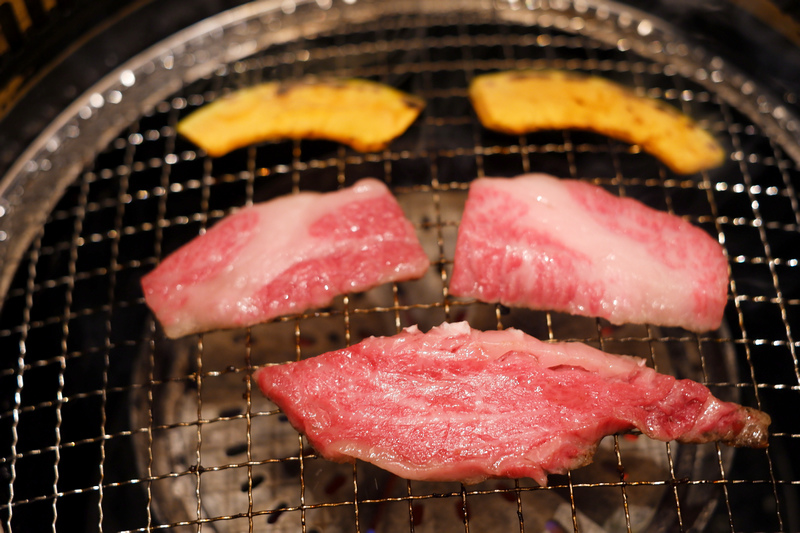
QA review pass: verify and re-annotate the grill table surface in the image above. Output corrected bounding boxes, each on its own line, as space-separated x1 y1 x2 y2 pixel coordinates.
0 1 799 531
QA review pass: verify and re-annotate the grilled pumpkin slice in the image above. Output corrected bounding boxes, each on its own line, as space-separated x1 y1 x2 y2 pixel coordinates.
177 78 425 156
469 69 725 174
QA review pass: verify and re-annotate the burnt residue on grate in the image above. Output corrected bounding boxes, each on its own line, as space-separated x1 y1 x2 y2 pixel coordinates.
1 0 799 532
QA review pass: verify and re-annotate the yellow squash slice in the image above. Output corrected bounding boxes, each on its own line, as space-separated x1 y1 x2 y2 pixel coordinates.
469 70 725 174
177 78 425 156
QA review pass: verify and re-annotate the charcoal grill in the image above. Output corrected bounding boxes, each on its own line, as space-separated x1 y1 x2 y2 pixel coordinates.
1 0 799 531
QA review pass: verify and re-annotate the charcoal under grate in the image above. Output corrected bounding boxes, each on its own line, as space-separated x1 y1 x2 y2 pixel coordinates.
1 0 799 532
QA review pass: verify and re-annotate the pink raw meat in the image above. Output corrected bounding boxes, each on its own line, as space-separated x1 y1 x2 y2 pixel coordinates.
254 322 769 486
449 174 729 332
141 179 429 338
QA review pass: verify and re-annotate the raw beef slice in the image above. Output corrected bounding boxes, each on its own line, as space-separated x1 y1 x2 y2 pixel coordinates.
141 178 429 338
255 322 769 486
449 174 729 332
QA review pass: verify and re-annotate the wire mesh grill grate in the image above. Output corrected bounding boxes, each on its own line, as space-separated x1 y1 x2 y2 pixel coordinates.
1 1 799 531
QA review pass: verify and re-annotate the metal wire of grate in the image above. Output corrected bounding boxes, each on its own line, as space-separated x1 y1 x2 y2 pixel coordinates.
0 0 799 531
